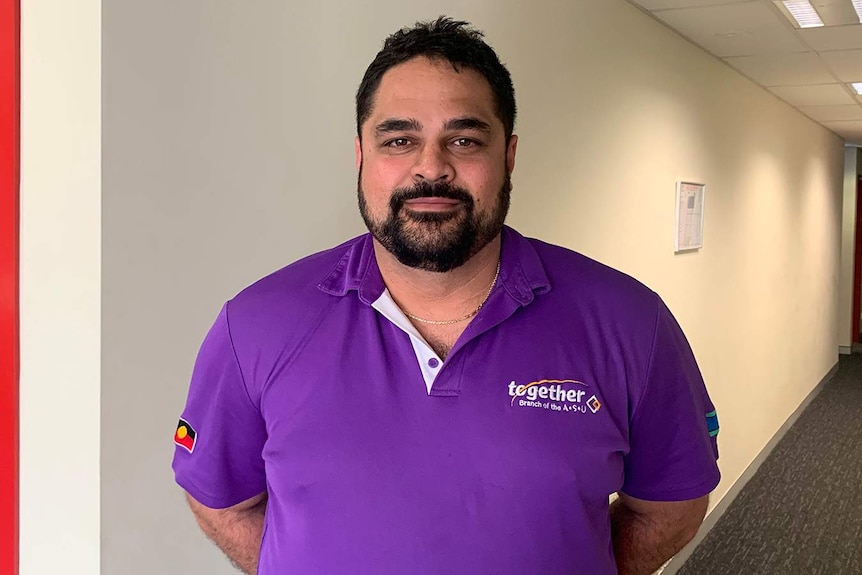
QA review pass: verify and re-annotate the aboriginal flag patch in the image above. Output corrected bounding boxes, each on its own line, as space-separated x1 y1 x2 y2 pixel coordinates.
174 418 197 453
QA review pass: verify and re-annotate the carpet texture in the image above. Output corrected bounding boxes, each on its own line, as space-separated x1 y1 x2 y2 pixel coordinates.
678 354 862 575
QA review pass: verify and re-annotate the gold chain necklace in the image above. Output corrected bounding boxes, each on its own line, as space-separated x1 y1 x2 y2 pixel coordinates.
402 261 501 326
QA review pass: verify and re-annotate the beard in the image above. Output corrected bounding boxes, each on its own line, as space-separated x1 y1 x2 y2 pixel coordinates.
358 172 511 273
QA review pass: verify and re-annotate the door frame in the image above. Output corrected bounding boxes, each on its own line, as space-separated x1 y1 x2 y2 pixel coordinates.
1 0 20 572
854 175 862 344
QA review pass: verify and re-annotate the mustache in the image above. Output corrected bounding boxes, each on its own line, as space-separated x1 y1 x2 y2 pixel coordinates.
389 181 474 212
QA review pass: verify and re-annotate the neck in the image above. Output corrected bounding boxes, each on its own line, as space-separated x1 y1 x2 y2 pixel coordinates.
372 236 502 323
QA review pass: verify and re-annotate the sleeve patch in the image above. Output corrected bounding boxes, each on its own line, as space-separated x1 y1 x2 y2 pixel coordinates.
706 410 719 437
174 418 198 453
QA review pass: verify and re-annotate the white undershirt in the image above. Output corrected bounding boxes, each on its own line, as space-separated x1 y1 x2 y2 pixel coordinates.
371 289 443 395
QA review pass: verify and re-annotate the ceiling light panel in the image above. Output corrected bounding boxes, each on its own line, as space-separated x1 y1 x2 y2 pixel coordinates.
853 0 862 23
779 0 825 27
852 82 862 95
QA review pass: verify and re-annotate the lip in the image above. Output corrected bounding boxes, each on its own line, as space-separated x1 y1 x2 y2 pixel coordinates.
403 198 462 210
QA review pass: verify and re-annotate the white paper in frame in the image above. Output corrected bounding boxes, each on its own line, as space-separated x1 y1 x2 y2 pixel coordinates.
675 181 705 253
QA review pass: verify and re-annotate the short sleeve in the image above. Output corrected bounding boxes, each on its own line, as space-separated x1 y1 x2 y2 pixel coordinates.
172 302 267 509
621 298 720 501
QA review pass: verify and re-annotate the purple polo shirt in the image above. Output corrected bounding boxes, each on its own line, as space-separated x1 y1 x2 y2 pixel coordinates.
173 226 720 575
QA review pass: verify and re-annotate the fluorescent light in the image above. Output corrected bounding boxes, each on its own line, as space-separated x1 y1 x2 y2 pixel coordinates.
853 0 862 23
852 83 862 95
781 0 824 28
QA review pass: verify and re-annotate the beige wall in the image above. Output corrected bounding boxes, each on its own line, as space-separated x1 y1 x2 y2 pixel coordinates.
839 146 862 349
19 0 101 574
101 1 845 573
506 3 845 504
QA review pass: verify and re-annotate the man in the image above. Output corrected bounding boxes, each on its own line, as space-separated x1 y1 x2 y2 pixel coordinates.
173 17 720 575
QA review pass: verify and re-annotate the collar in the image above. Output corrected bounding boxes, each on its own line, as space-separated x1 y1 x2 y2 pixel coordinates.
317 226 551 306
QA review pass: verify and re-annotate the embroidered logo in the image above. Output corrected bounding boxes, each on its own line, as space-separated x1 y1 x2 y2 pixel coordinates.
174 418 197 453
508 379 602 414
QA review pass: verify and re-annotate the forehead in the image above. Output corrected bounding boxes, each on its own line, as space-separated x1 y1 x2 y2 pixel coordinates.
368 57 498 128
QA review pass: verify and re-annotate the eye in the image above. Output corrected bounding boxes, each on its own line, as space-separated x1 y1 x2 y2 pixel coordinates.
384 138 413 148
452 138 481 148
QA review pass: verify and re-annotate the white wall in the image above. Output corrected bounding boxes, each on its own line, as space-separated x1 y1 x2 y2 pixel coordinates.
839 146 862 349
99 1 843 573
19 0 101 574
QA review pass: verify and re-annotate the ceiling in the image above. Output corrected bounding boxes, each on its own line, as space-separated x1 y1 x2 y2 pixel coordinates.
626 0 862 145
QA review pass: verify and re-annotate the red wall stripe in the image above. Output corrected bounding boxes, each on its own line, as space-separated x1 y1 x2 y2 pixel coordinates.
0 0 19 573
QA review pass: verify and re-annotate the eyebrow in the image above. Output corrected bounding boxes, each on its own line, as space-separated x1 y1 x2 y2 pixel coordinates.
374 118 422 135
443 117 491 133
373 116 492 136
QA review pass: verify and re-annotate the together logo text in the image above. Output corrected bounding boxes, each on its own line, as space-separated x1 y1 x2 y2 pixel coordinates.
508 379 602 414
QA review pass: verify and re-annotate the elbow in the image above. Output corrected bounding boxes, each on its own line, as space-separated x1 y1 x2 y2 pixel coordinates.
677 496 709 547
678 519 702 548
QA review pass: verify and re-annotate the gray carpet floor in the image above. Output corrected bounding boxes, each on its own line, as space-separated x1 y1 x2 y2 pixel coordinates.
678 354 862 575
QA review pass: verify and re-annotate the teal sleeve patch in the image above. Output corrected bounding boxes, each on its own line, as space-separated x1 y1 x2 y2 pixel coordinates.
706 410 719 437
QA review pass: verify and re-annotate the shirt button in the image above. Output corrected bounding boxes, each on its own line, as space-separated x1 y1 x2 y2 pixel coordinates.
428 358 440 369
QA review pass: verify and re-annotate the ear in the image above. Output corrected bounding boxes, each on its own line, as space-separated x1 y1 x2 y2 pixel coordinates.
506 134 518 174
355 136 362 172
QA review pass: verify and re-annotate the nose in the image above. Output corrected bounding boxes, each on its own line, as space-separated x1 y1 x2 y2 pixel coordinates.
413 143 454 183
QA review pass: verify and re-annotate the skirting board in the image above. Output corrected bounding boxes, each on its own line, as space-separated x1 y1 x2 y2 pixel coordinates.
839 346 851 355
660 360 839 575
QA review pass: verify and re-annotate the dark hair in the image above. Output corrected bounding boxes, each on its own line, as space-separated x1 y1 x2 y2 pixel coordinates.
356 16 516 140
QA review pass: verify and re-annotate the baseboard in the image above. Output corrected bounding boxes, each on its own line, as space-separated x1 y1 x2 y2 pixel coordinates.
659 360 840 574
839 346 851 355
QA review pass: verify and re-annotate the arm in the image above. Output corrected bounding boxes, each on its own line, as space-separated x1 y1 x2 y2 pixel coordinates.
611 492 708 575
185 490 268 575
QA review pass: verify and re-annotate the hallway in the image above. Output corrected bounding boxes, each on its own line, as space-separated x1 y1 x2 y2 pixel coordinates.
678 355 862 574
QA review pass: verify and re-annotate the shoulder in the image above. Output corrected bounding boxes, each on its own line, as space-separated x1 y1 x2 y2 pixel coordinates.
239 236 363 301
222 236 365 364
227 235 362 318
526 236 660 315
210 235 368 399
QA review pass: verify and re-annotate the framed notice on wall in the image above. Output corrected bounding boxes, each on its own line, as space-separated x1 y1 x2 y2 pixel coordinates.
675 181 705 253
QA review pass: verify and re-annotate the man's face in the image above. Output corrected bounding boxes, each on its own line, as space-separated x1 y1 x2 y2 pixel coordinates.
356 56 517 272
